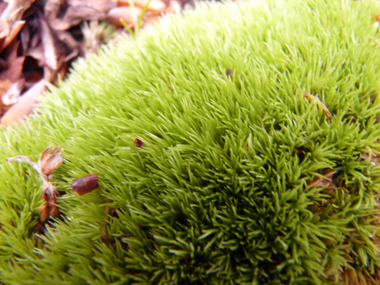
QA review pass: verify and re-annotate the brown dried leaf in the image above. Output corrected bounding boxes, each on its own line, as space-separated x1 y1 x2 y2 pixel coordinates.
0 19 9 39
6 155 39 172
27 45 45 66
39 14 58 71
38 146 63 176
2 78 25 106
0 41 25 82
303 93 332 120
45 0 116 31
1 79 45 126
1 0 35 22
19 23 30 52
308 171 337 189
0 20 25 52
71 174 99 196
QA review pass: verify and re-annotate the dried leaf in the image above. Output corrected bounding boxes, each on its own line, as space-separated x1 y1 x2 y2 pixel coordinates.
308 171 337 189
39 13 58 71
1 79 45 126
71 174 99 196
0 41 25 82
2 78 25 106
20 23 30 52
38 146 63 176
45 0 116 31
303 93 332 120
134 138 144 148
6 155 39 173
0 20 25 52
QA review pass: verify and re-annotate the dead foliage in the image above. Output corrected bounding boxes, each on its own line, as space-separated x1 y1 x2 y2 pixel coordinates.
0 0 188 125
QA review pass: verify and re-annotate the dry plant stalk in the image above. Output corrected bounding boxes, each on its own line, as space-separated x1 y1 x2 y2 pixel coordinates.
303 93 332 120
308 170 337 189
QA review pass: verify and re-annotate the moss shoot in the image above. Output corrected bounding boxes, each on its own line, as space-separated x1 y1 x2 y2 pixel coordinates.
2 0 380 284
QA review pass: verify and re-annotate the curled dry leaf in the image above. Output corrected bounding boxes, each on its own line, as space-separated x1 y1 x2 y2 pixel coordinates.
7 146 63 222
38 146 64 176
308 171 337 189
134 138 144 148
71 174 99 196
303 93 332 121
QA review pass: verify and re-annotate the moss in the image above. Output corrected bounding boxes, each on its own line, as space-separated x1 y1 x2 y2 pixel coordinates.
1 0 380 284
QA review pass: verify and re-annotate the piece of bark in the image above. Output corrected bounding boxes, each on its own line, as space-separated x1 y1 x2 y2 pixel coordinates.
1 79 45 126
107 6 142 28
45 0 116 31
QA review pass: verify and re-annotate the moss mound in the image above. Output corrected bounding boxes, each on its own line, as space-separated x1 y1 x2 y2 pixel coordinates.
2 0 380 284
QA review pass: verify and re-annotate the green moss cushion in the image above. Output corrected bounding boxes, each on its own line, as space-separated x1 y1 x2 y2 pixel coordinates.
2 0 380 283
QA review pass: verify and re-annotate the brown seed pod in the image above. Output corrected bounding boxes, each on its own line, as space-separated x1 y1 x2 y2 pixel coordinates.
71 174 99 196
134 138 144 148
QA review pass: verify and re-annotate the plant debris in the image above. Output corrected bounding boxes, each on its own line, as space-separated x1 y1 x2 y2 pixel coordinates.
134 138 144 148
225 69 232 76
71 174 99 196
303 93 332 121
0 0 189 125
308 170 337 189
6 146 63 222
